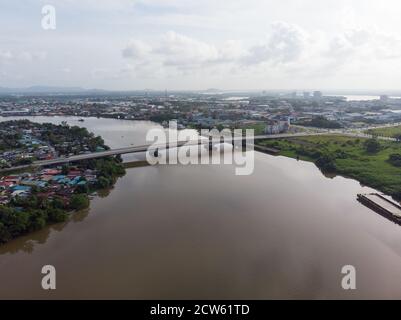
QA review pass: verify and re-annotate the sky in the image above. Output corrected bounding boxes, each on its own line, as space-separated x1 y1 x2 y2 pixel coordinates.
1 0 401 91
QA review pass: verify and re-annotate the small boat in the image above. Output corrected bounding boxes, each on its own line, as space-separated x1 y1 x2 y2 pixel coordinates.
78 118 85 122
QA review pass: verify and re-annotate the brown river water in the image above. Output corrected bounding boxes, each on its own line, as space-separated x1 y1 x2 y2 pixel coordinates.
1 116 401 299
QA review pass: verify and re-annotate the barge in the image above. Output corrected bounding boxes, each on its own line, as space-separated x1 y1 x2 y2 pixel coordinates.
253 144 280 155
357 193 401 225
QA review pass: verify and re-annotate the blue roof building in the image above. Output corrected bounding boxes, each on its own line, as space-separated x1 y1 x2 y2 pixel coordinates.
52 175 67 181
11 185 31 192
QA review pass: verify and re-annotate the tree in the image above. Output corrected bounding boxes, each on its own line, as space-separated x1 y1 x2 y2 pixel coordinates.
69 194 90 211
364 138 381 154
51 197 65 209
28 210 47 231
31 185 40 194
61 165 70 175
296 116 342 129
75 183 89 194
316 155 336 172
0 208 29 237
96 176 111 189
388 154 401 167
47 208 68 223
0 222 11 243
16 158 33 165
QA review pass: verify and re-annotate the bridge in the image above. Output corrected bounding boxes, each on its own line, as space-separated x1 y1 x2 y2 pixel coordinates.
1 132 327 172
1 128 398 173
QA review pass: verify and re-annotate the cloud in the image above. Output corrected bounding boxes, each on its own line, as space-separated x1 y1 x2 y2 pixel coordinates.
123 31 240 72
119 25 321 79
122 40 151 59
122 23 310 73
325 27 401 67
0 50 13 64
17 51 47 62
61 67 71 73
0 50 47 63
242 22 307 65
118 20 401 87
369 32 401 60
157 31 219 66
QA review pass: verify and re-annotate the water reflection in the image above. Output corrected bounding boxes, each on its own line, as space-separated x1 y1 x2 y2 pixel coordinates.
0 116 158 256
0 181 121 255
0 208 91 255
2 117 401 299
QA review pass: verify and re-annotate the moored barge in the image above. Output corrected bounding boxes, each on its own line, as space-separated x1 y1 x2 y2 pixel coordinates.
357 193 401 224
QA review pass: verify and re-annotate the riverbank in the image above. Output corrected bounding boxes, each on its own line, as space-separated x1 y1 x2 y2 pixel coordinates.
0 120 126 244
257 135 401 200
0 157 126 244
3 117 401 299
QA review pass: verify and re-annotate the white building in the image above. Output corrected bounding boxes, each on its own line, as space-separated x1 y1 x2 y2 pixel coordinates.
265 119 290 135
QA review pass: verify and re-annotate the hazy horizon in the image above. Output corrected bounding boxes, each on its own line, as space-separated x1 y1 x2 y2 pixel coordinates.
1 86 401 96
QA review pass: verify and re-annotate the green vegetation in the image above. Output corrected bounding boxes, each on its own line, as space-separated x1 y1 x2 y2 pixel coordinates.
388 154 401 167
14 158 34 166
0 132 22 151
257 135 401 199
70 194 90 210
0 156 125 244
40 121 109 154
149 114 177 123
237 123 266 135
363 138 381 154
366 125 401 140
81 156 126 189
0 119 110 155
295 116 342 129
0 196 69 243
0 121 126 244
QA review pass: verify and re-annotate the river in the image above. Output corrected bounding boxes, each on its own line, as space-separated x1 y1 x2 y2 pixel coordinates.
1 116 401 299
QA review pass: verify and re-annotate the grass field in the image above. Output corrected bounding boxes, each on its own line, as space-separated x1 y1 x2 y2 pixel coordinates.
365 125 401 138
257 135 401 198
239 123 266 135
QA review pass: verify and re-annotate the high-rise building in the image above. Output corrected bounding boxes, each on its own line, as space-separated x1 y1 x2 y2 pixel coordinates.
313 91 323 99
303 92 311 99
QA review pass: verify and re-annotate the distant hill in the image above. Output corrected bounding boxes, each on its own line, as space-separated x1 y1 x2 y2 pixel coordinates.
0 86 107 94
204 88 222 93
